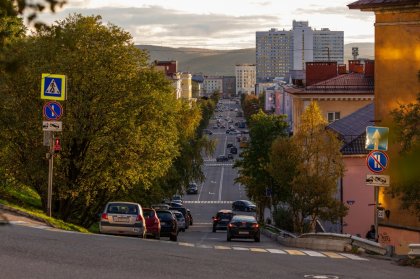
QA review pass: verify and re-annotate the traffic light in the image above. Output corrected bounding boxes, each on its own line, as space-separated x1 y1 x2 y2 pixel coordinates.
54 137 61 152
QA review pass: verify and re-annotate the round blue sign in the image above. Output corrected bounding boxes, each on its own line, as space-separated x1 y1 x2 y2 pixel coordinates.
366 150 389 173
43 101 63 120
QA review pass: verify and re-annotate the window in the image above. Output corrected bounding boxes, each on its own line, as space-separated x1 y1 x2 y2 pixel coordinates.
327 112 340 122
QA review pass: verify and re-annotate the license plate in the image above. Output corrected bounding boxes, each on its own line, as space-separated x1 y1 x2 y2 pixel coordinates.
113 216 129 222
238 231 249 235
160 222 166 225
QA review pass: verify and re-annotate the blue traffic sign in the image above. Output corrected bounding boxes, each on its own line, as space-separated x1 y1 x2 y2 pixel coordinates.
43 101 63 120
366 126 389 151
41 73 66 100
366 150 389 173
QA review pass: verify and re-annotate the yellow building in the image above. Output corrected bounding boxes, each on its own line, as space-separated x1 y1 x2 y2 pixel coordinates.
181 72 192 100
349 0 420 255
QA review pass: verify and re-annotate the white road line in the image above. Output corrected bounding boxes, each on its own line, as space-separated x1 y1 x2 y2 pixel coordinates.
267 249 287 254
301 250 326 257
339 253 368 261
178 242 195 247
218 167 224 201
232 247 249 251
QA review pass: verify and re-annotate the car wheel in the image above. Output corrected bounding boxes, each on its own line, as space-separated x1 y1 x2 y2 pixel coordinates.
155 233 160 240
255 236 260 242
170 234 178 242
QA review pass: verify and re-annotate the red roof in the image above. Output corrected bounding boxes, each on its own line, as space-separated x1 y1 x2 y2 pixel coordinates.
348 0 419 9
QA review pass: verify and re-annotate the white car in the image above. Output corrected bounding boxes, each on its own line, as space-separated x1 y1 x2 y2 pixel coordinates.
172 211 186 232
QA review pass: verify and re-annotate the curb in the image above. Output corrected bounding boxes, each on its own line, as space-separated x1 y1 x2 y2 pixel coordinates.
0 203 56 228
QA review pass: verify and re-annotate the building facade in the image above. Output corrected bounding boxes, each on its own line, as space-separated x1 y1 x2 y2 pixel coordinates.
235 64 256 95
256 21 344 82
180 72 192 99
222 76 236 97
203 76 223 96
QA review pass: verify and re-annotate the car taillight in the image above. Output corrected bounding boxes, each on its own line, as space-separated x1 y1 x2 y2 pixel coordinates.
252 223 259 228
228 223 235 228
136 215 143 222
101 213 108 221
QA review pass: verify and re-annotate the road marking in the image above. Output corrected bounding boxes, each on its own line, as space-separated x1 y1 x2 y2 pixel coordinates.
179 242 195 247
204 163 234 167
266 249 287 254
250 248 267 253
285 249 306 255
215 245 231 250
196 244 212 249
322 252 346 259
339 253 369 261
302 250 326 257
232 247 249 251
218 167 224 201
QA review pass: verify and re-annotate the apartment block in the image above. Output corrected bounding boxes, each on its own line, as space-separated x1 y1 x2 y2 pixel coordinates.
235 64 256 95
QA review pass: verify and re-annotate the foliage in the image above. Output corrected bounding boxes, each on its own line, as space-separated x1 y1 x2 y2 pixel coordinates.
0 14 183 227
390 93 420 217
242 94 261 122
235 110 288 222
272 204 294 233
269 102 347 233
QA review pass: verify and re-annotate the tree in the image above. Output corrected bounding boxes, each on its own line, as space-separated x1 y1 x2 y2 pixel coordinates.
242 94 260 122
390 93 420 217
0 15 182 227
269 102 347 233
235 110 288 222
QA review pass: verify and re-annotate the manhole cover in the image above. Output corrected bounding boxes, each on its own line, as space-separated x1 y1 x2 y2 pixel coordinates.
304 276 339 279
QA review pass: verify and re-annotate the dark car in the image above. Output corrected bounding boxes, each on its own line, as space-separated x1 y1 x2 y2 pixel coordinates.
186 183 198 194
226 143 234 148
169 207 190 229
155 210 178 241
227 153 234 160
212 210 235 232
216 155 229 162
232 200 257 212
230 147 238 154
143 208 161 239
227 215 260 242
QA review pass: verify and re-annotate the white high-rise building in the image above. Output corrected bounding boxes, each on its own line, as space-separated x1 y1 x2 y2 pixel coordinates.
256 20 343 81
235 64 256 95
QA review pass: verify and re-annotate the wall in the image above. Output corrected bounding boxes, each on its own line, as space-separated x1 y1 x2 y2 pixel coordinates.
342 156 374 237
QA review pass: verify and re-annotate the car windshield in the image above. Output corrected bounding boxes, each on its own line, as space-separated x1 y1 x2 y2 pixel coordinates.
143 209 155 218
107 203 138 215
156 211 173 221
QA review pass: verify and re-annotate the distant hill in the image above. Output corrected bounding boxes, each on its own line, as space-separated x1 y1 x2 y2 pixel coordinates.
137 43 374 76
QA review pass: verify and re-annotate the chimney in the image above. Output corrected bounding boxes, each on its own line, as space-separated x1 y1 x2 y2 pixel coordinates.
364 60 374 78
305 61 338 86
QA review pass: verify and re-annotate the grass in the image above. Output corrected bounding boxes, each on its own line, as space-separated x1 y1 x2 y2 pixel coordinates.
0 183 90 233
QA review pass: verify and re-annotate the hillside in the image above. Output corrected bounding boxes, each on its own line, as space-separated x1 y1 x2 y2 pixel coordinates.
137 43 374 76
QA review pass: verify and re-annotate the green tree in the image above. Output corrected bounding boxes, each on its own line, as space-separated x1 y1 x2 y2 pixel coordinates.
390 93 420 217
269 102 347 233
235 110 288 222
0 14 182 227
242 94 261 122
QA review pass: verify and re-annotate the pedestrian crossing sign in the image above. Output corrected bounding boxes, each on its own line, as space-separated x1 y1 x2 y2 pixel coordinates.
41 73 66 100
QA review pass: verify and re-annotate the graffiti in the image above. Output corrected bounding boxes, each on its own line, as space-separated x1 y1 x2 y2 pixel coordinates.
379 232 391 243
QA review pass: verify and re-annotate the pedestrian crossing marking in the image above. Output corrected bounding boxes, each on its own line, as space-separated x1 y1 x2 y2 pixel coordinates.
196 244 212 249
339 253 368 261
322 252 346 259
266 249 286 254
215 245 231 250
232 247 249 251
179 242 195 247
285 249 306 255
302 250 326 257
250 248 267 253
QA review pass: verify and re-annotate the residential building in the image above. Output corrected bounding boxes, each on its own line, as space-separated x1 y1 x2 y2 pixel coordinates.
222 76 236 98
203 76 223 96
256 21 343 81
286 60 374 134
327 103 375 236
154 60 181 99
235 64 256 95
180 72 192 99
349 0 420 255
192 74 204 97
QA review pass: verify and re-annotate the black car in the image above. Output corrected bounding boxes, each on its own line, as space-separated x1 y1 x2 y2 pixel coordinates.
216 155 229 162
186 183 198 194
230 147 238 154
227 153 234 160
155 210 178 241
212 210 235 232
232 200 256 212
169 206 190 229
226 143 234 148
227 215 260 242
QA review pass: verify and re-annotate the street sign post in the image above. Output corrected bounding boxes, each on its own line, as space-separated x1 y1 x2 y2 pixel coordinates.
365 126 389 151
366 174 390 187
41 73 66 100
366 150 389 173
43 101 63 120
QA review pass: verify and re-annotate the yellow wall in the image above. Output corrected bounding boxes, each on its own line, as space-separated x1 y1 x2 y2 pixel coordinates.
374 8 420 252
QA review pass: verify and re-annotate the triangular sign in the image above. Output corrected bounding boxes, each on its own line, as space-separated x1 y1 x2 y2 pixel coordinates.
46 79 61 95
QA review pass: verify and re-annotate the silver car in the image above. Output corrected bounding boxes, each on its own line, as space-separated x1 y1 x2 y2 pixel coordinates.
172 211 186 232
99 202 146 238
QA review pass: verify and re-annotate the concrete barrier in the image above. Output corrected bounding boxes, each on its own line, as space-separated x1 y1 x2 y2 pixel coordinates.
351 235 387 255
408 244 420 259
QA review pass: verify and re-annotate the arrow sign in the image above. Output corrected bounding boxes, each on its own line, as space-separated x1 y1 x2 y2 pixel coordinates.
366 126 389 151
43 101 63 120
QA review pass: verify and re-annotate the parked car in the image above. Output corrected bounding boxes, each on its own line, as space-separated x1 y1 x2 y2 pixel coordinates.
100 201 146 238
169 206 190 229
216 155 229 162
143 208 160 239
169 202 183 208
187 209 193 226
212 209 235 232
203 129 213 135
230 147 238 154
151 204 170 210
172 194 183 204
226 143 234 148
155 209 178 241
232 200 257 212
187 183 198 194
227 215 260 242
172 211 186 232
212 125 218 129
227 153 234 160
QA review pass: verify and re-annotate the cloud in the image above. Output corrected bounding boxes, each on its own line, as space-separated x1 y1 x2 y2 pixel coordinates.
38 5 280 48
295 6 374 20
251 1 272 6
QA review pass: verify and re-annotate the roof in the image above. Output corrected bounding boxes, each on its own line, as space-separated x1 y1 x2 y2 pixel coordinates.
348 0 419 9
327 103 374 155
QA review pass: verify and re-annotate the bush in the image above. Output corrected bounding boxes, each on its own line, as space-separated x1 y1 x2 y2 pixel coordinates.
273 206 294 232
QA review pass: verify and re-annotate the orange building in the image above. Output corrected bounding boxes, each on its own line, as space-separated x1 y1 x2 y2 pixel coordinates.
348 0 420 255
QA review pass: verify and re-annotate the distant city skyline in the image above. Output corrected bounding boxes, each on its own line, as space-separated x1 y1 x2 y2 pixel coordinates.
35 0 374 50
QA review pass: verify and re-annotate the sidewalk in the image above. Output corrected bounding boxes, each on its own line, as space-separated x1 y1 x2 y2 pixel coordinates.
0 204 51 227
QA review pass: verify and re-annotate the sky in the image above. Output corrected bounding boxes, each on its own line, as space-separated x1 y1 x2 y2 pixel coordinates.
36 0 375 50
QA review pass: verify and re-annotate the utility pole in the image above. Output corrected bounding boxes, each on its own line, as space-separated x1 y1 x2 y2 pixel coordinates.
47 133 54 217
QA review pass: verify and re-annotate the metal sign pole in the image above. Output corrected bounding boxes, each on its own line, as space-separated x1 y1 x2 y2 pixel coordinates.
47 132 54 217
374 186 378 241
